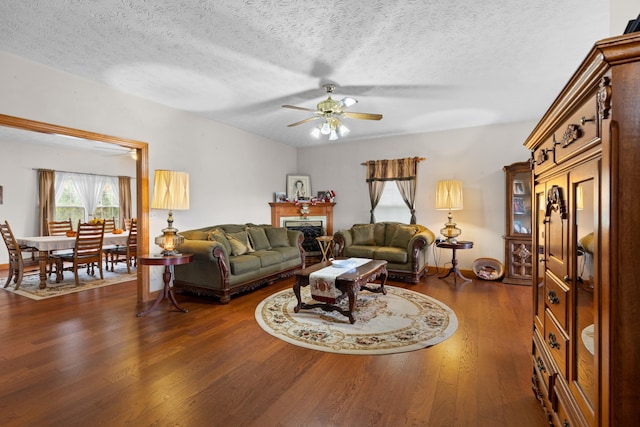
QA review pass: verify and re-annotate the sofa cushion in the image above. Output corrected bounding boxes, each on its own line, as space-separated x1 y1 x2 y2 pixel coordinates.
390 224 418 248
352 224 375 245
208 229 232 254
384 223 399 246
228 254 261 275
226 231 254 256
252 250 284 267
247 227 271 250
374 246 408 264
265 227 289 247
344 245 378 259
374 223 386 246
270 246 301 261
182 229 210 240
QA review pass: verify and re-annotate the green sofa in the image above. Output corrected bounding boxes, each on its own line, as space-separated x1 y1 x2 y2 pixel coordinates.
173 224 305 303
334 222 435 283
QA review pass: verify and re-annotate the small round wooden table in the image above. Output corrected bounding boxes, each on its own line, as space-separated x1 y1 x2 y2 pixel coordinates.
136 253 193 317
436 241 474 285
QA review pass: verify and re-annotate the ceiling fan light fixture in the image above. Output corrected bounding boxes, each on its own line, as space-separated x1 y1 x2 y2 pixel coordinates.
310 127 321 138
329 129 339 140
320 121 331 135
338 124 350 137
341 97 357 108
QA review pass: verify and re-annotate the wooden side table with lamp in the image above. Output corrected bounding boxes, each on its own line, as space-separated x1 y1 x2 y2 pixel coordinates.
138 169 191 317
136 253 193 317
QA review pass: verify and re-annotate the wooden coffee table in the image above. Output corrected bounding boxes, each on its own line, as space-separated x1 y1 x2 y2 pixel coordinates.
293 259 388 323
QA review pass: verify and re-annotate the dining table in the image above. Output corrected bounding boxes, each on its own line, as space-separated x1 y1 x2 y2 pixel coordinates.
16 232 129 289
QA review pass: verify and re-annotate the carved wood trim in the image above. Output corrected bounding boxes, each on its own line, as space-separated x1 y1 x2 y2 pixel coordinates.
545 185 567 220
597 76 611 120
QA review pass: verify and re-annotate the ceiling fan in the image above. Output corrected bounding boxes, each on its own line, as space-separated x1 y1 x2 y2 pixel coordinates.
282 83 383 140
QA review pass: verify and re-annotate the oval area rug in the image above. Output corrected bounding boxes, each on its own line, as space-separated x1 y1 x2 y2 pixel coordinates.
255 285 458 355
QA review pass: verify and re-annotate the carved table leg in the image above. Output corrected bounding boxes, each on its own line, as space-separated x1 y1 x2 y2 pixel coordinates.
293 278 303 313
137 265 188 317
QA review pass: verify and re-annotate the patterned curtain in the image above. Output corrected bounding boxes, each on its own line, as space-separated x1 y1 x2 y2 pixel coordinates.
365 157 422 224
38 169 55 235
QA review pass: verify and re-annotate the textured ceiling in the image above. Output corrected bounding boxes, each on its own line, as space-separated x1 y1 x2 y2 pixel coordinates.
0 1 610 147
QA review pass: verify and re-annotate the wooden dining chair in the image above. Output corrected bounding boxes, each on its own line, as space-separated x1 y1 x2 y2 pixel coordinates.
123 218 136 231
102 218 116 233
105 219 137 273
47 218 73 236
54 221 105 285
1 220 40 290
46 218 74 277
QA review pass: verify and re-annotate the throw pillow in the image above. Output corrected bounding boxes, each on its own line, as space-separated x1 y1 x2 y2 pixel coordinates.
390 224 419 248
208 229 232 254
352 224 375 245
225 231 255 256
265 227 290 248
247 227 271 251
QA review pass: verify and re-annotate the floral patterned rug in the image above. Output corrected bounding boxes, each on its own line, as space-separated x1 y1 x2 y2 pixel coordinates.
255 285 458 354
2 264 136 300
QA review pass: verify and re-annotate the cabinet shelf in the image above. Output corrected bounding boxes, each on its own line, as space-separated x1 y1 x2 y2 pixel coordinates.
503 161 533 286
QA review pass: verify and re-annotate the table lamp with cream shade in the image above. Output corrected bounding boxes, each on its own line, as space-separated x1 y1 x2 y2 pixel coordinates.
435 179 464 243
151 170 190 256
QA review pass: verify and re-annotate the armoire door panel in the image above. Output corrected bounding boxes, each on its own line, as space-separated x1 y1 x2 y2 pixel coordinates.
545 175 569 281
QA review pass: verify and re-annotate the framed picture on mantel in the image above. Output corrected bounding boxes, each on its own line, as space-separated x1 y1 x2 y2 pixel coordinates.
287 175 310 201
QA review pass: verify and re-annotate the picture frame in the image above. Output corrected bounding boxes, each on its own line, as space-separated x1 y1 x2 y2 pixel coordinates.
513 197 526 214
274 192 287 203
287 175 311 201
317 191 327 200
513 180 525 195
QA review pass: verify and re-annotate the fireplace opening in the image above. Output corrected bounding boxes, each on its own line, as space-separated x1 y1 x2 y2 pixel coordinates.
284 220 324 254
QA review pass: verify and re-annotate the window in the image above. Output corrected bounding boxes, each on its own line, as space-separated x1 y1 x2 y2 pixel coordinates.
94 182 119 220
54 172 119 225
374 182 409 223
55 176 85 226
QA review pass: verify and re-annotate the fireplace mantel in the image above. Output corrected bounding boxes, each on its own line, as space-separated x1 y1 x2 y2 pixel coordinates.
269 202 335 235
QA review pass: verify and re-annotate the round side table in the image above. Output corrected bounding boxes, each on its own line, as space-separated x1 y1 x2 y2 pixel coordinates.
436 241 474 285
136 253 193 317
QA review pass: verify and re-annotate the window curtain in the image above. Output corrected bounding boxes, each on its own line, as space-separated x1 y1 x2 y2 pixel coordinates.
38 169 55 236
69 172 109 221
118 176 132 229
365 157 421 224
367 181 385 224
396 179 417 224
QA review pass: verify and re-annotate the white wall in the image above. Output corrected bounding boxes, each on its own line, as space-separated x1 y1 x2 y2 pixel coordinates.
611 0 638 35
297 121 536 270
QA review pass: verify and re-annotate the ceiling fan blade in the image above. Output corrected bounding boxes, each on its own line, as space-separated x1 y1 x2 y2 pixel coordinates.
287 116 321 127
282 104 318 113
343 111 383 121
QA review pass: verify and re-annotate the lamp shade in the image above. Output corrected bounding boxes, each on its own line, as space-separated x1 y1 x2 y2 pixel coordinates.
151 170 190 210
435 180 463 211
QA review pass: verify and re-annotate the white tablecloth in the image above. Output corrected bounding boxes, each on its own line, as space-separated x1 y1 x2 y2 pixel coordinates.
17 232 129 251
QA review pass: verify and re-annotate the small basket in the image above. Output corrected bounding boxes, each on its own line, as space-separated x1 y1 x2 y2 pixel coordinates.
472 258 504 281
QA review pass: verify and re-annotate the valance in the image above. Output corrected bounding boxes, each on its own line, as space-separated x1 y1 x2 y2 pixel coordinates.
364 157 424 182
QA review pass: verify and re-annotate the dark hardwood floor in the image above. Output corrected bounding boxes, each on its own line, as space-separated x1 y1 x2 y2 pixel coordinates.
0 269 547 426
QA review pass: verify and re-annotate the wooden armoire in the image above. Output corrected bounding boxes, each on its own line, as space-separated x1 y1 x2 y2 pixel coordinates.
525 33 640 426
